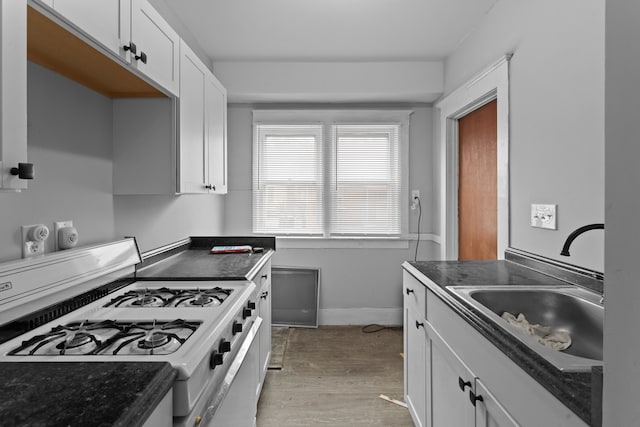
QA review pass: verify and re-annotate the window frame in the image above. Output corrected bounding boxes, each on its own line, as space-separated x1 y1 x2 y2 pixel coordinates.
252 109 412 242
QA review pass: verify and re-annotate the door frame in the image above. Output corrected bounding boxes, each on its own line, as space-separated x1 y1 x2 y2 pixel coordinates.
435 54 511 260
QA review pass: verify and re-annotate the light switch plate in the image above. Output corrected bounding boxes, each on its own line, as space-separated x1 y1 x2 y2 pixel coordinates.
531 204 557 230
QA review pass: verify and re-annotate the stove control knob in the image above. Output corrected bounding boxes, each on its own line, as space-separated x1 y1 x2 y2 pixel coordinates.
242 308 252 319
210 351 224 369
247 301 256 310
232 321 243 335
219 339 231 353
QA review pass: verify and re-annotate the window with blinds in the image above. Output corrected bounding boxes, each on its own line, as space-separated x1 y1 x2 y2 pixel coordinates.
253 110 409 237
330 124 401 236
253 124 324 235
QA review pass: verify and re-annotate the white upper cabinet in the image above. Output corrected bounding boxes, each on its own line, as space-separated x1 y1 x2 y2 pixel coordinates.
0 0 28 191
205 73 228 194
178 40 227 194
178 41 207 193
130 0 179 96
44 0 130 60
35 0 179 96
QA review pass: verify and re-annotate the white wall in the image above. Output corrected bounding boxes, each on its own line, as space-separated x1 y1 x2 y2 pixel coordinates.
603 1 640 424
0 62 115 262
113 195 225 253
224 104 438 324
443 0 605 272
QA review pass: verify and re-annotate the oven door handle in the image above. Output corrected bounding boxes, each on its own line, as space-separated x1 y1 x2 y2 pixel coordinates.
199 317 262 425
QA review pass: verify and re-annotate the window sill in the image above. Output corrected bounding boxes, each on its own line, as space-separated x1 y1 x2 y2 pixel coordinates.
274 234 439 249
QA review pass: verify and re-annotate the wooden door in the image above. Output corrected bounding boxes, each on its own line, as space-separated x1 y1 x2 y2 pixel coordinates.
458 100 497 260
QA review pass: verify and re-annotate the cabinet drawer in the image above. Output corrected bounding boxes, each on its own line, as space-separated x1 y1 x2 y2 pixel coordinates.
254 259 272 292
403 271 426 317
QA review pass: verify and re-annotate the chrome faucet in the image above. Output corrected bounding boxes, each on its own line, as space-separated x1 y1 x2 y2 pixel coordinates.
560 223 605 257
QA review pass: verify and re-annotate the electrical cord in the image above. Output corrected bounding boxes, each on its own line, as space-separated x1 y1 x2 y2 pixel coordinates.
414 196 422 262
362 324 386 333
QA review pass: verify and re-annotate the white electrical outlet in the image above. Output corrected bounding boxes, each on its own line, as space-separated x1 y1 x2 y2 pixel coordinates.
531 204 557 230
411 190 420 210
21 224 50 258
54 220 73 250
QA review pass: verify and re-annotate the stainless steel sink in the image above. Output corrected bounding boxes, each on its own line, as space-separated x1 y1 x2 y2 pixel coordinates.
448 285 603 372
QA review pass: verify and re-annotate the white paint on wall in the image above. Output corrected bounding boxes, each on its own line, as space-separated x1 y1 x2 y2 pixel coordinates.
0 63 116 262
603 1 640 424
443 0 605 272
213 61 444 103
113 195 225 253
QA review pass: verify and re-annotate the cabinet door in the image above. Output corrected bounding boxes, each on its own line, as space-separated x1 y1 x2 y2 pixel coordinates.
130 0 179 95
405 304 427 427
48 0 130 59
178 41 208 193
205 74 228 194
475 379 520 427
257 262 272 393
0 0 28 191
428 324 476 427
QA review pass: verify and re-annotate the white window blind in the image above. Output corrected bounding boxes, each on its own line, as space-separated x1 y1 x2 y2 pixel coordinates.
253 110 410 238
253 124 324 235
330 124 401 236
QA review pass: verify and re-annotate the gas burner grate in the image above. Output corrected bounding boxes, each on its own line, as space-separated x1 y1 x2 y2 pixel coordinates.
8 320 125 356
103 287 234 308
102 319 200 356
170 287 233 308
7 319 201 356
104 287 177 308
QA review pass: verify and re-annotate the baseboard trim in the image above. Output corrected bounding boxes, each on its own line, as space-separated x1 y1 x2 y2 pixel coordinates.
318 308 402 326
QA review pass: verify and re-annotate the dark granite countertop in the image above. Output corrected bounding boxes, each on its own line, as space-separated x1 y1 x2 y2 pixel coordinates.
135 237 275 281
0 362 176 427
136 249 274 281
404 258 599 427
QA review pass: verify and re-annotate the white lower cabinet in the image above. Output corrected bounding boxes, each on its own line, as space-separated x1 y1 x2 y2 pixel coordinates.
255 260 272 395
428 323 517 427
429 324 477 426
403 268 587 427
474 379 520 427
404 272 427 427
142 388 173 427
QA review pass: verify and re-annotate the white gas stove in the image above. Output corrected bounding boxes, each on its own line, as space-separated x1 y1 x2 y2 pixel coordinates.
0 239 262 426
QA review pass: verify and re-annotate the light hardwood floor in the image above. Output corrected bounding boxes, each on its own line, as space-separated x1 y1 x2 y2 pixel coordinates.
257 325 414 427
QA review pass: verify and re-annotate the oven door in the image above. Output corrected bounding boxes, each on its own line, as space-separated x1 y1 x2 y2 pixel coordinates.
179 317 262 427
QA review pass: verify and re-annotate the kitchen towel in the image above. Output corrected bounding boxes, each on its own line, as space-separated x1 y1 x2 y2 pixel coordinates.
501 312 572 351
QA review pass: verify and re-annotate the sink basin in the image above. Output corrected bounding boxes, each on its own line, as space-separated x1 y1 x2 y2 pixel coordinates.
448 285 603 372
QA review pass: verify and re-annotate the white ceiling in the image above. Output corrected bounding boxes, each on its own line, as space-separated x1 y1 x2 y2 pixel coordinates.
151 0 498 62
